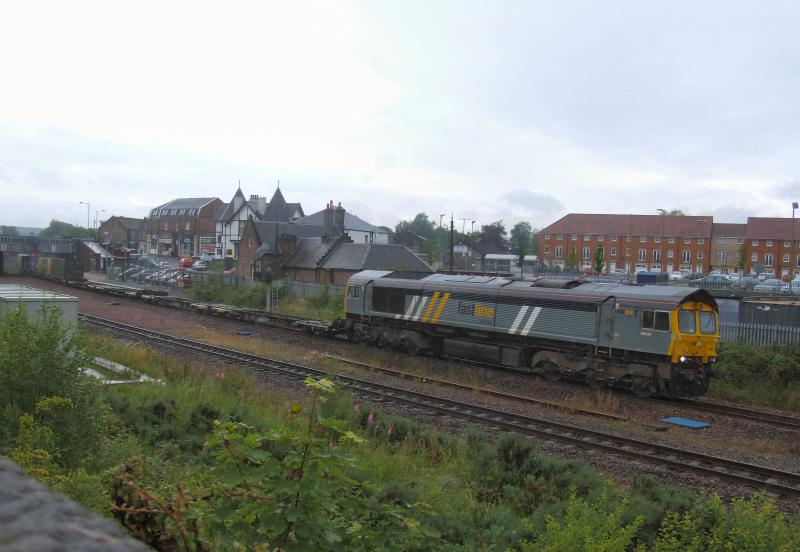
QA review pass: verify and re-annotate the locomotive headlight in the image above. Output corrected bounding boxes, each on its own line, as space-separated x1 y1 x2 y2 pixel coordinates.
679 356 687 362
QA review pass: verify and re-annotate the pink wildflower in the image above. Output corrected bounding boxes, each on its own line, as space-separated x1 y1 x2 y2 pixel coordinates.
367 413 374 424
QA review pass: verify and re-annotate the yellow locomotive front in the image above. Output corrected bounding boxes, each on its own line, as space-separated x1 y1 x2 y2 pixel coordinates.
667 300 720 395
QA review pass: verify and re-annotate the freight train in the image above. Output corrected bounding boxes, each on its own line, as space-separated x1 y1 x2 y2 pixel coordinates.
341 271 720 397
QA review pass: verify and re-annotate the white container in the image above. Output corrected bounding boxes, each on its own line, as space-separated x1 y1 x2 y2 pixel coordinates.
0 284 79 332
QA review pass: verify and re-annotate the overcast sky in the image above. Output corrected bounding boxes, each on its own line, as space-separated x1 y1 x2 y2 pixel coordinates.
2 0 800 231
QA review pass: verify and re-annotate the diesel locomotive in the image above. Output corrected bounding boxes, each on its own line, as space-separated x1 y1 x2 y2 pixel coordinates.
341 271 720 398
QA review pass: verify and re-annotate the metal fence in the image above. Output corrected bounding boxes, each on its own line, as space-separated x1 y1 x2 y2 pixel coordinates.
720 322 800 347
284 280 344 298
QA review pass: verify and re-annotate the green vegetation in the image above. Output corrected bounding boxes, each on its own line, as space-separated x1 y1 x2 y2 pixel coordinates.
711 341 800 411
190 280 344 320
39 219 94 239
1 308 799 550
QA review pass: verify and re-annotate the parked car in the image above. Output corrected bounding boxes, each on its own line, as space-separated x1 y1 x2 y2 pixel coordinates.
178 257 194 267
781 281 800 294
689 275 733 289
668 271 685 281
199 252 214 261
753 278 783 293
732 276 759 291
192 260 208 271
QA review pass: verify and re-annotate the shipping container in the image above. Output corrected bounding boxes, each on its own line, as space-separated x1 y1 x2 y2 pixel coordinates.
0 284 79 336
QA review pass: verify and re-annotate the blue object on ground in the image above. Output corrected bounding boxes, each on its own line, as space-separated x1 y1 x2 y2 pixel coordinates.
236 329 254 337
661 417 709 429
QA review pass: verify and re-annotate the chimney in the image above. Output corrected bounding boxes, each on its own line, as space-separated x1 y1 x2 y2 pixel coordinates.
250 194 266 215
334 201 346 234
323 200 334 242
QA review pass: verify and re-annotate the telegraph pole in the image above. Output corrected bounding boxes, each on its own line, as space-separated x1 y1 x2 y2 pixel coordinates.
449 215 454 273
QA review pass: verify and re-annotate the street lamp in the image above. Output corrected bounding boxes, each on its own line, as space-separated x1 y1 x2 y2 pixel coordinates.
439 214 445 229
79 201 90 230
793 202 798 276
94 209 105 231
471 220 476 234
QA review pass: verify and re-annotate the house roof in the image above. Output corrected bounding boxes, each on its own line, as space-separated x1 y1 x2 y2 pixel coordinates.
294 209 384 234
542 213 714 238
472 241 509 255
711 223 747 237
745 217 800 240
251 220 331 257
213 202 229 221
81 241 113 257
284 240 432 272
103 216 145 231
262 188 304 222
218 188 247 222
154 198 218 211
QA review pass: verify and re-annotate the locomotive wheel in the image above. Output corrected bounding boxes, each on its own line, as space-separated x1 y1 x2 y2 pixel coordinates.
537 361 561 382
399 338 417 355
632 380 656 398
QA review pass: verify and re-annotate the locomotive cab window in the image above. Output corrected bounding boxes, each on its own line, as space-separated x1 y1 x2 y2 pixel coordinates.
348 285 361 299
371 287 406 315
699 311 716 335
678 310 696 334
640 310 670 332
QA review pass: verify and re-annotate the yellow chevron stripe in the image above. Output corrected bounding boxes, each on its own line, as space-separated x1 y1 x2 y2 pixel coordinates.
430 293 450 324
422 291 440 322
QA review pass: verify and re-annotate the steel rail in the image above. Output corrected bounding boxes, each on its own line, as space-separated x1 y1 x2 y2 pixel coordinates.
80 313 800 499
66 279 800 431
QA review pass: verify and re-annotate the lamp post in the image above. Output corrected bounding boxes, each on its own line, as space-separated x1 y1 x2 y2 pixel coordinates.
471 220 476 234
94 209 105 231
79 201 90 231
439 214 445 229
793 202 798 277
657 208 666 272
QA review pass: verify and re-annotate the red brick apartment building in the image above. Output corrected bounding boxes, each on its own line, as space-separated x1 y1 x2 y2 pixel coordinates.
146 198 223 257
539 214 800 277
539 214 714 274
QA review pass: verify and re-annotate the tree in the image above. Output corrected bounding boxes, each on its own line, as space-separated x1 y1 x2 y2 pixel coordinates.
593 245 605 274
39 220 93 239
565 248 578 273
0 225 18 236
666 209 686 216
738 241 749 272
510 222 532 267
478 221 508 251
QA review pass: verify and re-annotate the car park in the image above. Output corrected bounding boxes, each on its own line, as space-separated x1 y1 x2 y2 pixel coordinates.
753 278 783 293
178 257 194 267
192 260 208 271
689 274 732 289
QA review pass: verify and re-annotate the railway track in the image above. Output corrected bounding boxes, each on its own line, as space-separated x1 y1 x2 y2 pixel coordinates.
80 312 800 499
59 278 800 432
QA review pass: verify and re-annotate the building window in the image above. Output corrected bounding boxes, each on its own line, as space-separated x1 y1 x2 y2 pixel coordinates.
784 240 791 247
185 222 190 231
544 246 550 255
682 250 691 263
716 250 726 262
751 253 758 262
668 236 675 244
752 240 759 246
164 223 168 231
653 249 661 262
698 238 704 244
597 234 604 241
684 237 691 244
638 249 647 262
640 235 646 243
797 255 800 268
582 247 590 259
766 240 773 247
556 233 562 240
625 248 631 257
611 234 618 241
784 254 790 263
571 234 577 241
544 233 550 240
697 251 704 259
654 236 661 243
718 237 727 245
668 249 674 258
583 233 590 240
555 246 563 259
610 248 617 256
764 253 773 266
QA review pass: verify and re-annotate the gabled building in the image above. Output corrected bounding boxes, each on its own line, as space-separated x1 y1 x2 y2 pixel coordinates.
539 213 714 274
214 187 304 259
237 200 429 284
97 216 146 252
146 197 223 257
